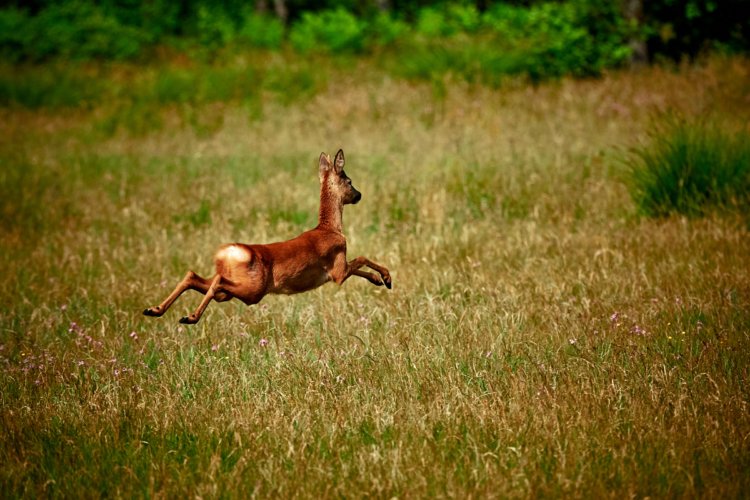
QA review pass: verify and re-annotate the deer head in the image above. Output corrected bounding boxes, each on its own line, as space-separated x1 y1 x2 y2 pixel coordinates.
319 149 361 205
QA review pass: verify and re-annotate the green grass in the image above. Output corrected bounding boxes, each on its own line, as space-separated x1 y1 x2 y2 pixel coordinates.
1 56 750 498
625 115 750 217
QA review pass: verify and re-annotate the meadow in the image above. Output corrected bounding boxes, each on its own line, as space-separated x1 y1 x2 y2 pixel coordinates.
1 54 750 498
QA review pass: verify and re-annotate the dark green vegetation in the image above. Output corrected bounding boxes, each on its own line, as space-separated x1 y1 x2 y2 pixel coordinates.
625 116 750 217
2 0 750 84
1 54 750 497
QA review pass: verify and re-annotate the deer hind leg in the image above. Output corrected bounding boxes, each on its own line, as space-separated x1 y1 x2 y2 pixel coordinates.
178 274 234 324
143 271 212 317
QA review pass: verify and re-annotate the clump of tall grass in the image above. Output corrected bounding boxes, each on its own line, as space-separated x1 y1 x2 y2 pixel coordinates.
624 116 750 217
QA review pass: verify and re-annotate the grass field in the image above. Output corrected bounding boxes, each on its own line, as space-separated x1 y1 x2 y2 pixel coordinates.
2 55 750 498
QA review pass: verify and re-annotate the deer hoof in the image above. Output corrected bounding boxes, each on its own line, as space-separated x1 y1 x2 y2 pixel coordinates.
143 307 161 317
179 315 197 324
384 277 392 290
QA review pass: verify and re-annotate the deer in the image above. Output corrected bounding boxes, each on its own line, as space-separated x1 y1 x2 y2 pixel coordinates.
143 150 392 325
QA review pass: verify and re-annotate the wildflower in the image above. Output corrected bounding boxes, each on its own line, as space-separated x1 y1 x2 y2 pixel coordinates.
49 278 54 283
259 339 268 347
178 327 183 333
130 332 136 337
610 312 618 321
61 305 67 311
240 322 245 326
0 346 3 350
681 331 685 335
360 316 366 322
569 339 577 344
676 298 681 303
78 361 84 366
35 380 41 385
668 336 672 339
486 351 492 358
115 370 120 375
261 304 268 309
594 330 598 335
108 359 116 363
358 378 362 383
651 298 658 302
161 281 166 287
211 345 218 351
239 332 246 337
358 303 363 308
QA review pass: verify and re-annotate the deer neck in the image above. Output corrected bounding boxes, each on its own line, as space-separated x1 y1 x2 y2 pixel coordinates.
317 181 344 233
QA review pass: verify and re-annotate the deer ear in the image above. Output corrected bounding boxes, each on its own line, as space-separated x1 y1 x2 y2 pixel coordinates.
334 149 345 174
318 152 331 182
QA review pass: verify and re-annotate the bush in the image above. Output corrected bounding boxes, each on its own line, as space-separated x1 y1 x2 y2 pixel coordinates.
482 1 632 79
624 116 750 217
367 12 410 47
0 2 145 61
289 8 366 53
415 4 481 37
195 4 237 50
237 12 284 50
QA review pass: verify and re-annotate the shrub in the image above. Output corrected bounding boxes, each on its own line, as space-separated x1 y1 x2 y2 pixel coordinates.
624 116 750 217
237 12 284 50
195 4 237 50
289 8 366 54
366 12 410 47
415 4 481 38
482 1 632 79
0 2 145 61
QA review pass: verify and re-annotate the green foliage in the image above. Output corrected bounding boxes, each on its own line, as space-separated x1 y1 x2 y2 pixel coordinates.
368 12 410 47
195 4 237 50
415 4 482 37
0 2 144 61
482 1 633 79
289 8 366 53
237 12 284 50
624 116 750 217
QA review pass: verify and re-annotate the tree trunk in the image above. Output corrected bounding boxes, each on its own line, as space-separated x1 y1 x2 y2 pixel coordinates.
376 0 390 13
272 0 288 24
256 0 268 14
625 0 648 67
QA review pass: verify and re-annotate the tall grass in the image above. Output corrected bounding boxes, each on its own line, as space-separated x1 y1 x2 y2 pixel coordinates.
1 56 750 498
625 116 750 216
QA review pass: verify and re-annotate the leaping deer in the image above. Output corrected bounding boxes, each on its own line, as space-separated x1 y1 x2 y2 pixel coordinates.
143 150 392 324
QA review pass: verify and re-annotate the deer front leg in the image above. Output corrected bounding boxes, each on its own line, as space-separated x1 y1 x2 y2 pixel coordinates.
356 257 392 289
331 256 392 289
352 269 385 286
143 271 211 317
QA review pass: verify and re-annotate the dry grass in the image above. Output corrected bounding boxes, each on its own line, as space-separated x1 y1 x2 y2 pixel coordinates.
1 55 749 498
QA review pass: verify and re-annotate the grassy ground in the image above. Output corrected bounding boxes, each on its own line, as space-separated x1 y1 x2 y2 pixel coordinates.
1 55 750 498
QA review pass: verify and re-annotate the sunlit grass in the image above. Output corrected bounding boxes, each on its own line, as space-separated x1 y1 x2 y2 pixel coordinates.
1 55 749 498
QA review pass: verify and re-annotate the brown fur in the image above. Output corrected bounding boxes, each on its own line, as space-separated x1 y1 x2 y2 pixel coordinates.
143 149 392 324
